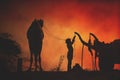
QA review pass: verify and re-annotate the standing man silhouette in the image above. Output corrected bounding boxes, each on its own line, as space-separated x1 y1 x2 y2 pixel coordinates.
66 34 76 71
27 19 44 71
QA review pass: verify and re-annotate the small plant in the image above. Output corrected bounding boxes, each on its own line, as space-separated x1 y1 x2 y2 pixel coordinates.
50 55 64 71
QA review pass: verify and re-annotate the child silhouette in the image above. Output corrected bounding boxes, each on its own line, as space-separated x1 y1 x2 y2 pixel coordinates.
65 34 76 71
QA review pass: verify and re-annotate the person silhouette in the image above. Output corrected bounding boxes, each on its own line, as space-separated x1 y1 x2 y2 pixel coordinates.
65 34 76 71
27 19 44 71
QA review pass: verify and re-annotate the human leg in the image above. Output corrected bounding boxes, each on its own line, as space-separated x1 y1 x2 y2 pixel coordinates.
67 59 72 71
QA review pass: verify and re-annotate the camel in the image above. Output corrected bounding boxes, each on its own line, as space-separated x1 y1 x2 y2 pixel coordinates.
27 19 44 71
75 32 120 71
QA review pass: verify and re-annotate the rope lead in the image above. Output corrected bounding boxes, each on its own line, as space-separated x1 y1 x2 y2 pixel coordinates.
43 26 66 41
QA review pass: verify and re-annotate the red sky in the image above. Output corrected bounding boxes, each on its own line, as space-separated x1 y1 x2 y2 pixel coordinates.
0 0 120 71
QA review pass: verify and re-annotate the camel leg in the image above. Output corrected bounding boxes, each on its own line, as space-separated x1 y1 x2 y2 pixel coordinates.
94 56 97 71
93 54 96 71
91 56 94 71
94 52 98 71
39 53 43 71
27 53 33 71
34 55 38 71
38 44 43 71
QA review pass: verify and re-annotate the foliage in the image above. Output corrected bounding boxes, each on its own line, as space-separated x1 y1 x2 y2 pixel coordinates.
0 33 21 56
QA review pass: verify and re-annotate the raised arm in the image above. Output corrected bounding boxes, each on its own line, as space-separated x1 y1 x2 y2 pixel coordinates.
71 35 76 44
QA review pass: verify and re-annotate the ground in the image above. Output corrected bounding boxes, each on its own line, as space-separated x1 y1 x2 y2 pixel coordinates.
1 70 120 80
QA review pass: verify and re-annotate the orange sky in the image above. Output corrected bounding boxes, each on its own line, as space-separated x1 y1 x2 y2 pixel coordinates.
0 0 120 71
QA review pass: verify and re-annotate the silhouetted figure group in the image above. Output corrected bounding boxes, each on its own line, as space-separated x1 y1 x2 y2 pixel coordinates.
75 32 120 71
26 18 120 72
27 19 78 72
27 19 44 71
26 19 79 71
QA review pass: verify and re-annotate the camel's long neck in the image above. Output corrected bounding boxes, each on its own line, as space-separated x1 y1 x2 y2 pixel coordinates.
76 33 89 46
90 33 99 41
75 32 95 50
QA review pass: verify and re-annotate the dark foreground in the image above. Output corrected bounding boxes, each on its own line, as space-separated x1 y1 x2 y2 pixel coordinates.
1 70 120 80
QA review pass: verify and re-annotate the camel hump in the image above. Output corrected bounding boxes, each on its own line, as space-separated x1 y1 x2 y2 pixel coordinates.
111 39 120 46
113 39 120 42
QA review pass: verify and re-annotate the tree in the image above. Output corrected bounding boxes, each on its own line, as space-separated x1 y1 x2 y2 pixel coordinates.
0 33 21 56
0 33 21 72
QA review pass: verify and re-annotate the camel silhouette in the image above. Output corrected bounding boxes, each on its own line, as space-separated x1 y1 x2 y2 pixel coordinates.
75 32 120 71
27 19 44 71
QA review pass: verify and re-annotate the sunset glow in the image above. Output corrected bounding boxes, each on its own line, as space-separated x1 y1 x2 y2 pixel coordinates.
0 0 120 71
